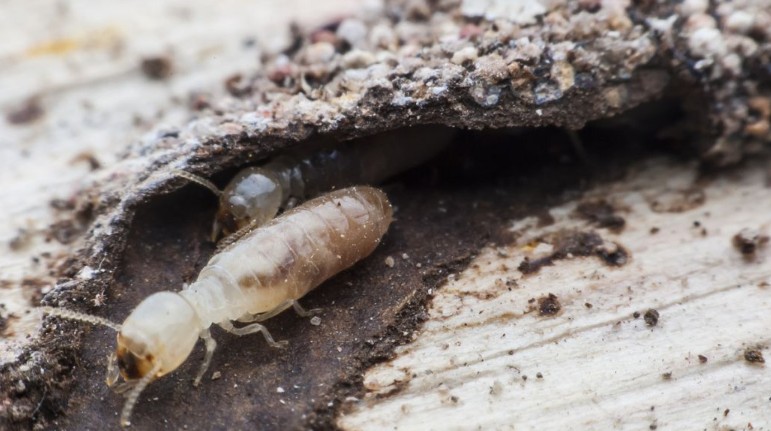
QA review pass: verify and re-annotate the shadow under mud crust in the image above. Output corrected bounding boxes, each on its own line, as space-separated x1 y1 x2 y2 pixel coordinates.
57 118 674 430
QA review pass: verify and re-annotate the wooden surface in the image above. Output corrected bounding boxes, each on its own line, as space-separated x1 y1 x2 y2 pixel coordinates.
340 159 771 430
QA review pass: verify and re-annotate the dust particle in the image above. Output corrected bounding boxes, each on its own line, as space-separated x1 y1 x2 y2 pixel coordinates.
744 349 765 364
211 371 222 381
698 355 708 363
584 302 593 309
141 56 173 80
649 227 660 234
661 372 672 380
644 309 659 326
538 293 561 316
384 256 395 267
633 311 641 319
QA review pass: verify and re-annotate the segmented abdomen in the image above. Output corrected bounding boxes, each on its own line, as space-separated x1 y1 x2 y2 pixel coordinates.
185 186 392 324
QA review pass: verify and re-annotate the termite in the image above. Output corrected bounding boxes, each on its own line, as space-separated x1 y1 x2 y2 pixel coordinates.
40 185 393 427
175 126 451 240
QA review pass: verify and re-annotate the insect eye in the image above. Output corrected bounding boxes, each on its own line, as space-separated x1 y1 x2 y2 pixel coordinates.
116 346 155 380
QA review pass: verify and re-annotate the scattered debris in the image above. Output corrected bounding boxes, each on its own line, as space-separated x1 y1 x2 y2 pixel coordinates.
732 228 769 260
537 294 561 316
574 200 625 233
744 349 765 364
643 309 659 327
518 231 629 274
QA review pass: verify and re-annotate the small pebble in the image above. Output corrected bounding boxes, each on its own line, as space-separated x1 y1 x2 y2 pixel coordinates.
310 316 322 326
385 256 395 267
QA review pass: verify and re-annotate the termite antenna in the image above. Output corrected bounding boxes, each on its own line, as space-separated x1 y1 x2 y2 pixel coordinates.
120 362 161 428
39 306 122 331
172 169 222 197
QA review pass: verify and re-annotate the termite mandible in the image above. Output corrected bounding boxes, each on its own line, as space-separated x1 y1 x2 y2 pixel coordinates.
41 186 393 427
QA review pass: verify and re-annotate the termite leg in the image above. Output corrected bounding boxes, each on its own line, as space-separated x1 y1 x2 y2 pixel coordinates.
193 328 217 387
238 300 320 323
292 300 321 317
218 320 288 348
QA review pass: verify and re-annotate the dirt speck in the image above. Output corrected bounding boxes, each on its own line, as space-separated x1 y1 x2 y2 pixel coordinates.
744 349 765 364
9 228 33 251
70 152 102 171
596 241 629 266
518 231 629 275
661 372 672 380
643 309 659 327
574 200 625 233
732 228 769 260
698 355 708 364
537 293 561 316
141 56 173 80
6 97 44 125
225 73 251 97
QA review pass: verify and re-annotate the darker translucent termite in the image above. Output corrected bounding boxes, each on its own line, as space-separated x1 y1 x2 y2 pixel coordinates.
176 126 453 240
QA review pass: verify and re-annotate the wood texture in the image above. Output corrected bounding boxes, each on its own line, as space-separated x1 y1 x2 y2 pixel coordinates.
340 159 771 430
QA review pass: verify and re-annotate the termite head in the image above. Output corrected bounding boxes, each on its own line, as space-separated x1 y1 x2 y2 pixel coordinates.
216 167 284 238
108 292 202 386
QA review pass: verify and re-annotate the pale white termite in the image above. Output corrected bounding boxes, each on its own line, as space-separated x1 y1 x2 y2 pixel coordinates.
175 126 451 240
41 185 393 427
